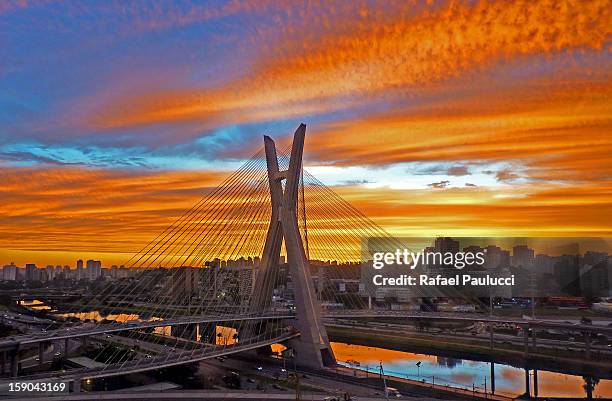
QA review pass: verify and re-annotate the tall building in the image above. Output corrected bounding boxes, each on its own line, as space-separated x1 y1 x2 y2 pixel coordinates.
86 260 102 280
45 265 55 281
201 264 255 306
434 237 460 254
512 245 535 269
583 251 608 266
171 267 198 302
484 245 510 270
25 263 38 281
2 262 17 281
76 259 84 280
535 254 555 275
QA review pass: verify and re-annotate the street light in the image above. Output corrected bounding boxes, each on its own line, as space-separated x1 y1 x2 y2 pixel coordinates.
416 361 421 379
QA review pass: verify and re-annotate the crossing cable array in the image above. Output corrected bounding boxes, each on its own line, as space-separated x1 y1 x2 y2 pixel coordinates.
74 147 291 370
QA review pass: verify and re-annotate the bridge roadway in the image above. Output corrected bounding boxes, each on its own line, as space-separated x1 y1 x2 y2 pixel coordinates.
324 310 612 335
0 312 294 350
0 330 299 385
3 309 612 351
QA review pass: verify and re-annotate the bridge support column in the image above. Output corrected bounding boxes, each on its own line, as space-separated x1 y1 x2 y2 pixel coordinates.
171 325 181 338
9 350 18 377
524 368 530 398
523 325 529 356
490 362 495 394
38 342 44 365
585 331 591 359
81 336 88 347
533 369 538 398
64 338 69 356
1 351 5 375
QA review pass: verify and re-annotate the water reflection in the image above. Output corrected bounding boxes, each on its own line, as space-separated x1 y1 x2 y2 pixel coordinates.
19 300 53 311
54 310 238 345
59 311 138 323
331 342 612 398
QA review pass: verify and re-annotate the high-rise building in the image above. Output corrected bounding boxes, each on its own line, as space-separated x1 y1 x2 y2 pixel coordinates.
2 262 17 281
86 260 97 280
45 265 55 281
89 260 102 280
535 254 555 275
171 267 198 302
583 251 608 267
76 259 84 280
200 264 254 306
484 246 510 270
512 245 535 269
434 237 460 254
25 263 38 281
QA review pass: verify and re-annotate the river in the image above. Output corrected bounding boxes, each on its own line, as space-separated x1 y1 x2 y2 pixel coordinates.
331 342 612 398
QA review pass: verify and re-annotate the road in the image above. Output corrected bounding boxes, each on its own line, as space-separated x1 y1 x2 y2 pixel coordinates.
327 319 612 354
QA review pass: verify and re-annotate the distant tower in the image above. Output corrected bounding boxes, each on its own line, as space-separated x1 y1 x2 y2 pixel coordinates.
76 259 84 280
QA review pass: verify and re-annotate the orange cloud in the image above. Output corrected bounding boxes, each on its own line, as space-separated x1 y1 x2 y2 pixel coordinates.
0 166 226 265
89 0 611 130
304 80 612 183
330 181 612 238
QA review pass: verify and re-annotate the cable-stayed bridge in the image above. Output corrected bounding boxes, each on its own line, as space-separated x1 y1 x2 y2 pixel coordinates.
1 125 610 389
0 124 397 385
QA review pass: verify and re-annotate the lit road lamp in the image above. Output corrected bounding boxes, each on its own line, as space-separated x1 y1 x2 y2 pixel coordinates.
416 361 422 379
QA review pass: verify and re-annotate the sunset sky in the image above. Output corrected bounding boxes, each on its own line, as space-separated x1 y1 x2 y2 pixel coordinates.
1 0 611 266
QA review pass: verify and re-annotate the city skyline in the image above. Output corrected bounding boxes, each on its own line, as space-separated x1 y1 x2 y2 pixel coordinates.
1 1 611 266
4 238 611 271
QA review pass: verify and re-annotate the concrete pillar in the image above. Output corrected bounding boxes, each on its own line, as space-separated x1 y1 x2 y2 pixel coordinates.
523 325 529 356
38 342 44 365
490 362 495 394
585 376 594 399
533 369 538 398
489 323 494 350
170 325 182 338
532 329 537 350
1 351 5 375
81 336 88 347
9 351 18 377
64 338 69 355
585 332 591 359
525 368 530 398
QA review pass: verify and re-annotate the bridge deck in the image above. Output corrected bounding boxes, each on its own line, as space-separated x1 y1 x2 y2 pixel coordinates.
0 313 293 349
1 331 299 383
